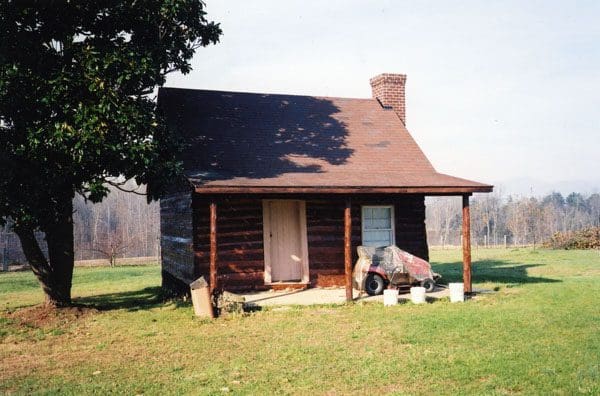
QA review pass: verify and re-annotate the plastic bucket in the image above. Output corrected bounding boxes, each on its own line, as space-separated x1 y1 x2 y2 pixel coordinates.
449 283 465 303
410 287 426 304
383 289 399 306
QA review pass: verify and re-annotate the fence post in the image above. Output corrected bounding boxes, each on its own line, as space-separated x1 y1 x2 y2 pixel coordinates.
2 246 7 272
504 235 507 249
1 230 8 272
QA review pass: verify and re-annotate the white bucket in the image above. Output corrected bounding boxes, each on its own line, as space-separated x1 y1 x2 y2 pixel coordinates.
449 283 465 303
410 287 426 304
383 289 399 306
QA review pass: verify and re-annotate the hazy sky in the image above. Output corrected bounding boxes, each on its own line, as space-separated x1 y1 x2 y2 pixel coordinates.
166 0 600 193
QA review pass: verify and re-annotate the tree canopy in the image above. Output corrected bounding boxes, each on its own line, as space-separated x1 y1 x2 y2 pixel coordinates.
0 0 221 305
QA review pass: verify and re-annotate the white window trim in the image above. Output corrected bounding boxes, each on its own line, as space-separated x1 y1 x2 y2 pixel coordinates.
361 205 396 247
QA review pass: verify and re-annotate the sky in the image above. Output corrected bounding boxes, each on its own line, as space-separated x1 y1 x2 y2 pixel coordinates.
165 0 600 196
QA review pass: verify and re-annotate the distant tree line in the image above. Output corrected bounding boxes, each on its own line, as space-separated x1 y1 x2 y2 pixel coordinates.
1 182 159 267
2 189 599 268
426 192 600 248
72 181 160 265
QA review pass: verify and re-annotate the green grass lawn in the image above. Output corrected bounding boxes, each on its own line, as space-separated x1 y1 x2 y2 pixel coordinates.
1 249 599 395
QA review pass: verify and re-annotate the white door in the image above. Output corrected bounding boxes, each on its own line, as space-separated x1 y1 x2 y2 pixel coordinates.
263 200 309 283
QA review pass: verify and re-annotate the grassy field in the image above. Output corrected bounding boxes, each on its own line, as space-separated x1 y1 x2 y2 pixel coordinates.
1 249 599 395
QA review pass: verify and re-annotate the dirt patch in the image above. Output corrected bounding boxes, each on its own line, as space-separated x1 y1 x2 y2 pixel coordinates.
7 305 98 329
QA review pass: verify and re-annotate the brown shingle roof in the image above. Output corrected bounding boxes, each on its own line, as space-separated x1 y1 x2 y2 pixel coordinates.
159 87 492 194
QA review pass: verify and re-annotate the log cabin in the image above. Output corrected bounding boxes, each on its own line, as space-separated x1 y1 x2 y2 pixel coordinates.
158 73 493 300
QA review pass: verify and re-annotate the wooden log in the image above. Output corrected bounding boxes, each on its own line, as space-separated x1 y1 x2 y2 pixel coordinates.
198 248 250 259
306 225 361 233
307 234 344 243
203 229 263 239
344 198 353 301
311 273 346 287
306 218 343 226
193 200 262 210
308 260 346 270
310 268 345 275
217 271 264 281
209 212 263 220
196 249 264 261
217 271 265 288
195 221 262 233
209 201 218 293
308 246 345 255
200 240 263 250
309 255 346 266
218 261 265 274
462 194 472 293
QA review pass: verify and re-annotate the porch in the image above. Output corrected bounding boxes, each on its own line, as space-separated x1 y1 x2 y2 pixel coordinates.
202 193 475 301
241 286 451 307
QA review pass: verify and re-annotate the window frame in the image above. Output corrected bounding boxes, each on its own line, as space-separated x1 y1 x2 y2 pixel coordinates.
361 205 396 247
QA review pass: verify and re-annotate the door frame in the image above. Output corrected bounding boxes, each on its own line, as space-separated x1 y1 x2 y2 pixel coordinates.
262 200 310 284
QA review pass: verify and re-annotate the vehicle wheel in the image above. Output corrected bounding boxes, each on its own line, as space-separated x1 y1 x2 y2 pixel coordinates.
365 273 385 296
421 278 436 293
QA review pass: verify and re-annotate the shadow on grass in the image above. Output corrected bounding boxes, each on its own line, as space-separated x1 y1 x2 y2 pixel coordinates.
72 259 560 310
431 259 561 285
75 286 189 312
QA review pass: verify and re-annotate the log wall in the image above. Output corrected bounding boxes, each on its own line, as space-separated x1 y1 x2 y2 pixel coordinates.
193 197 265 291
160 192 195 295
186 194 428 292
306 196 428 287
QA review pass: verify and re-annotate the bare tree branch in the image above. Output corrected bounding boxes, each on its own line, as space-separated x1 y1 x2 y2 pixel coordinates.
105 179 147 196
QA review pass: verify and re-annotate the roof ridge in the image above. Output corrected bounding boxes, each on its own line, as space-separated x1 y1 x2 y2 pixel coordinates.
159 86 376 102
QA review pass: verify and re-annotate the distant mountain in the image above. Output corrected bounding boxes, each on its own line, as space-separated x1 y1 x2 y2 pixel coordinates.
493 178 600 197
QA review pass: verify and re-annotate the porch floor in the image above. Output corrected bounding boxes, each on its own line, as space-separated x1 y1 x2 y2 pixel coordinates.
241 286 450 307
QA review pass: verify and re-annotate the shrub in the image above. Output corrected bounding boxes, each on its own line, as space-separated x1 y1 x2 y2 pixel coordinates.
545 227 600 250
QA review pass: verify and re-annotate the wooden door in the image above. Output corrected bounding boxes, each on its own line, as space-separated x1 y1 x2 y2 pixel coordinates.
263 200 309 283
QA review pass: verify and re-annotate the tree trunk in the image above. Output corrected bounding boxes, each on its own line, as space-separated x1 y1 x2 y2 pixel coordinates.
15 200 74 307
45 200 75 306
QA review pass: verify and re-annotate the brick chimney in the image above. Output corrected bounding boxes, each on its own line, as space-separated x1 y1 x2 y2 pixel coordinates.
370 73 407 125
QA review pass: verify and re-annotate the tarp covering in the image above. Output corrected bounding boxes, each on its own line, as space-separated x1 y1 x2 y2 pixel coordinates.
353 245 436 291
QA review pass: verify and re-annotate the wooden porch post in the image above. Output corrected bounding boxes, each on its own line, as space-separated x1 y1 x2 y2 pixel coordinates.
344 198 353 301
462 194 472 294
209 201 218 293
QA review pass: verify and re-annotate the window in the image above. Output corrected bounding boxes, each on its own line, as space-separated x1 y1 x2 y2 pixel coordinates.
361 206 395 247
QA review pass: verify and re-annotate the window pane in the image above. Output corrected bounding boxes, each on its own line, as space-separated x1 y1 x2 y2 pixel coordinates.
363 207 391 229
363 230 392 247
372 208 389 219
363 208 374 228
362 206 394 247
371 217 391 229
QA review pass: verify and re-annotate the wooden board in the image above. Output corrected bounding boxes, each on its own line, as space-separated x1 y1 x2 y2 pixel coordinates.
263 200 309 283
